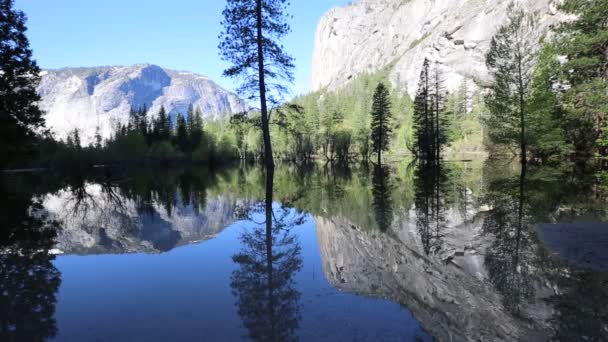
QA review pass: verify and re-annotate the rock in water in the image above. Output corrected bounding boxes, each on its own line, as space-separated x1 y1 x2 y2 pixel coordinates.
38 64 247 143
311 0 566 96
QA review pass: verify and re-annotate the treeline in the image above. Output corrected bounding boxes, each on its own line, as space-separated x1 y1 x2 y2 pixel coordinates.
41 105 240 170
483 0 607 163
229 0 606 166
227 60 484 165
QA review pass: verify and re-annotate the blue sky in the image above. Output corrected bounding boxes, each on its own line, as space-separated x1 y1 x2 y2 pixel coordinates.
15 0 349 96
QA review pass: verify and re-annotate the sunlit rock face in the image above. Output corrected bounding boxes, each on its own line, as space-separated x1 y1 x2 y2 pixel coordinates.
38 64 247 143
315 212 553 341
311 0 565 96
41 183 250 255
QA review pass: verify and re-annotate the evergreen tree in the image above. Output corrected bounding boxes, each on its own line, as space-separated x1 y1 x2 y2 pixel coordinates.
430 61 449 161
456 78 470 117
156 106 171 141
186 104 195 150
413 59 433 159
370 82 392 165
0 0 45 167
138 104 148 141
484 2 541 164
70 129 81 150
175 113 189 153
556 0 608 157
526 45 570 161
190 106 204 151
219 0 295 169
94 126 103 150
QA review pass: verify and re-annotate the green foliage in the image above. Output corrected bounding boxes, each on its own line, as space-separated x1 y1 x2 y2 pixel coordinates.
556 0 608 157
370 82 393 163
526 46 571 161
219 0 295 167
149 141 180 162
111 130 148 162
0 0 46 168
274 68 412 163
484 2 540 161
175 113 189 153
412 59 450 161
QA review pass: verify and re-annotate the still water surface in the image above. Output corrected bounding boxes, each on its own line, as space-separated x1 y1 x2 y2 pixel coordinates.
1 160 607 341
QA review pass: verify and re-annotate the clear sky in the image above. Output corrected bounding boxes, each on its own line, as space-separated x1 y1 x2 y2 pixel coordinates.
14 0 349 96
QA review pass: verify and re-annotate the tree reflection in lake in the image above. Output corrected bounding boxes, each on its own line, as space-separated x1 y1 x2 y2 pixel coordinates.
230 168 304 342
414 160 449 255
481 159 608 336
549 269 608 342
482 163 536 315
1 160 607 341
0 179 61 342
372 163 394 232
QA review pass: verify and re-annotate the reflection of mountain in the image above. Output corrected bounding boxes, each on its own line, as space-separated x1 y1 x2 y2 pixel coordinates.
315 214 551 341
43 183 251 255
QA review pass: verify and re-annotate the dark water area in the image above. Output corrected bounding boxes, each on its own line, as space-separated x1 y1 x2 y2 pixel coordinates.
1 159 607 341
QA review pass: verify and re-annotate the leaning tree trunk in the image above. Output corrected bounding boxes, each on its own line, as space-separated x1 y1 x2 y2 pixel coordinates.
256 0 274 170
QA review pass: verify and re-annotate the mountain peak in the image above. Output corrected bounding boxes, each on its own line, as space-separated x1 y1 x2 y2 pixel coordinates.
38 64 247 143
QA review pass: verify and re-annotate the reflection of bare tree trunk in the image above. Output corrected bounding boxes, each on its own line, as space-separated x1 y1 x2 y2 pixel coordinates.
265 166 276 340
514 163 527 279
435 163 441 242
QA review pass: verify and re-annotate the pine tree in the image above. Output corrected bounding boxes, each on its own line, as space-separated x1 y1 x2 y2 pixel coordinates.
156 106 171 141
370 82 392 165
190 106 204 151
94 126 103 150
185 104 195 152
484 2 541 164
0 0 45 167
175 113 189 153
430 61 449 161
413 59 433 160
219 0 295 169
138 104 148 141
556 0 608 157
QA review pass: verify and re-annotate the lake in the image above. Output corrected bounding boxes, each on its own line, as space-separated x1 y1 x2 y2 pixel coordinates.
1 160 607 341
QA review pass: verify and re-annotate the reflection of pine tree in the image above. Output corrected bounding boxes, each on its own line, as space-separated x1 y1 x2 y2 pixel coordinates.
549 270 608 342
482 165 535 315
0 194 61 341
414 160 448 255
231 170 303 342
372 164 394 232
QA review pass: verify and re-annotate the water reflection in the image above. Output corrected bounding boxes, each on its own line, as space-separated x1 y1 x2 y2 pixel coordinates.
230 169 304 341
482 164 536 314
0 160 606 341
414 160 448 255
372 164 394 232
0 182 60 342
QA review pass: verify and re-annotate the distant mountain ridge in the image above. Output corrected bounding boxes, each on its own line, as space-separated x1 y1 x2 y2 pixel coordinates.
38 64 247 143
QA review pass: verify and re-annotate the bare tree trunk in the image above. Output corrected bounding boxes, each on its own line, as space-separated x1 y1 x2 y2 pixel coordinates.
516 35 527 166
256 0 274 170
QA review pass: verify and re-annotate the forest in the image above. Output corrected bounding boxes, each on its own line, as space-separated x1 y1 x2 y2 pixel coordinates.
1 0 607 171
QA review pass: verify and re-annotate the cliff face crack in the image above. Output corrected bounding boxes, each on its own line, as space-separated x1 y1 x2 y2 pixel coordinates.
311 0 565 97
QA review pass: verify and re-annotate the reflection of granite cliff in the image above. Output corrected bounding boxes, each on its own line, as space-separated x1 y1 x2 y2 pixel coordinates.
43 184 251 255
315 213 552 342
